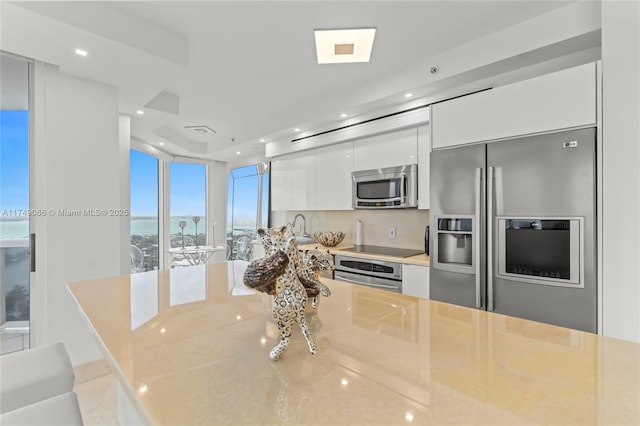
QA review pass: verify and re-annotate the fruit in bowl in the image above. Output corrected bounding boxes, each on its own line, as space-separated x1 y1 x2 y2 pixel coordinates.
312 231 345 247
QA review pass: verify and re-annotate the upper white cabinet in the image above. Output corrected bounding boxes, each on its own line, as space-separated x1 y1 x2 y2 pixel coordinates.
315 142 354 210
353 127 418 171
270 150 316 211
432 62 597 149
271 143 354 211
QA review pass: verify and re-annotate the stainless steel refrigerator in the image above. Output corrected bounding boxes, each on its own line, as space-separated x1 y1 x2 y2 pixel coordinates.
429 128 596 332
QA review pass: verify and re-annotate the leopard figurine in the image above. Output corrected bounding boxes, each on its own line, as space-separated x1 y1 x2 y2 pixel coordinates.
296 248 333 309
256 227 317 361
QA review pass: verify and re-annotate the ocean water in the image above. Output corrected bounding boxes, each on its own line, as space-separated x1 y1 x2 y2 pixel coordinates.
0 218 209 239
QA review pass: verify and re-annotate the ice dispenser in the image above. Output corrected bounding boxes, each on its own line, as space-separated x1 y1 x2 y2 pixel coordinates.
433 217 474 273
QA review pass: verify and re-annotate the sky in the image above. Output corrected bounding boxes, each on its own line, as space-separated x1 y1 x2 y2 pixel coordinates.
0 110 29 211
130 150 207 217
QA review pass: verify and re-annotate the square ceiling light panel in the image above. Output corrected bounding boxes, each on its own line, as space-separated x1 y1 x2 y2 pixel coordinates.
314 28 376 64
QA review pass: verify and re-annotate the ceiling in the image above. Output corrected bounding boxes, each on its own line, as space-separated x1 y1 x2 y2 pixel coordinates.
1 1 576 163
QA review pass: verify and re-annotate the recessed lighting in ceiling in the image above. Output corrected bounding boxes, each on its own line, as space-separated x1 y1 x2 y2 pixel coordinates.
314 28 376 64
259 139 266 143
136 110 144 115
404 93 413 98
75 48 88 57
158 142 165 146
236 151 241 155
340 113 348 118
294 128 301 132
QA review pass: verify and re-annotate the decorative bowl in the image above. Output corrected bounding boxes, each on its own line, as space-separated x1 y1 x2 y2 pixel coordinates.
312 231 345 247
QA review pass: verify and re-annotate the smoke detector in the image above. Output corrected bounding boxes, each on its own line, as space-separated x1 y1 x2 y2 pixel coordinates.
185 125 216 135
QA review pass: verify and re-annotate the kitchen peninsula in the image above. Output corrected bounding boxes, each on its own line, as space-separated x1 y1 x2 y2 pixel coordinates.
67 262 639 425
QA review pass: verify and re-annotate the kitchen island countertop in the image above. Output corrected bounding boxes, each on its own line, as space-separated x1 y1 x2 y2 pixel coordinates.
67 261 639 425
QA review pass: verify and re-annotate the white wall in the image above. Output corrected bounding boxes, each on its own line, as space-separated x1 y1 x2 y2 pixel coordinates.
33 65 126 365
601 1 640 342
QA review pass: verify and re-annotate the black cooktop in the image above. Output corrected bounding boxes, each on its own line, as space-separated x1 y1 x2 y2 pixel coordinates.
341 245 425 258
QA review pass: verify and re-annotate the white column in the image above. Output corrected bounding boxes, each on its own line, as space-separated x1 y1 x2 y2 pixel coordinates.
601 1 640 342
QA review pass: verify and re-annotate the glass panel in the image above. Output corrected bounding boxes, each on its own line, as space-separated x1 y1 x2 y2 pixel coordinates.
130 150 159 273
227 164 270 261
357 178 401 199
1 55 30 354
169 163 207 264
505 219 571 279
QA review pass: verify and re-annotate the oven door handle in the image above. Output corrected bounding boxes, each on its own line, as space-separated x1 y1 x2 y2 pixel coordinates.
334 275 400 290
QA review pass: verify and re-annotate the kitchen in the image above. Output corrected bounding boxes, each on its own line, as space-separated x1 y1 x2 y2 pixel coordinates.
268 60 598 331
1 1 639 424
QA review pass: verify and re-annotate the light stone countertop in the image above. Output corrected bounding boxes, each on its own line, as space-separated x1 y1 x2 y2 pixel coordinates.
299 243 430 267
67 262 640 425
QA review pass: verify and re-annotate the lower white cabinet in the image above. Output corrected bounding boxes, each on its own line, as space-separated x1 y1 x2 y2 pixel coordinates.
402 264 429 299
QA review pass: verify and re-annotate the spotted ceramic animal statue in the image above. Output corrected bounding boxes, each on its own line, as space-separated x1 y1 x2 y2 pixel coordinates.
256 227 317 361
296 248 333 309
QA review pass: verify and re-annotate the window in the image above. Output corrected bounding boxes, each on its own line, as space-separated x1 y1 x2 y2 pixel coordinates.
0 54 31 353
130 150 159 272
169 162 207 248
227 163 269 260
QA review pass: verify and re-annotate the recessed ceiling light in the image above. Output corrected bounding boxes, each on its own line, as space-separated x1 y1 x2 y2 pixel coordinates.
404 93 413 98
259 139 266 143
314 28 376 64
236 151 241 155
75 48 88 57
158 142 165 146
294 128 301 132
340 113 348 118
136 110 144 115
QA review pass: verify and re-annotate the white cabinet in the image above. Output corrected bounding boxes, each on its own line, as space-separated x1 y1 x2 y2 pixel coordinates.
353 127 418 171
402 264 429 299
417 124 430 210
271 143 354 211
315 142 353 210
270 150 316 211
432 62 597 149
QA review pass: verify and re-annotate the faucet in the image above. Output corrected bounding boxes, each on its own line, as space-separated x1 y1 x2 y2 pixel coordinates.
291 213 308 237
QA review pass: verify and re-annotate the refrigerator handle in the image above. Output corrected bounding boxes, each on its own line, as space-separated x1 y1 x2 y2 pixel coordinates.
474 168 483 309
487 166 495 311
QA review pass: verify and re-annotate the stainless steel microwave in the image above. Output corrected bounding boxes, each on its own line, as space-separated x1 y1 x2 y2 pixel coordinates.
352 164 418 209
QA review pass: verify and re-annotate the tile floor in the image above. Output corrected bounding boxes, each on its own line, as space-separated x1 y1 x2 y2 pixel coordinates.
74 373 118 425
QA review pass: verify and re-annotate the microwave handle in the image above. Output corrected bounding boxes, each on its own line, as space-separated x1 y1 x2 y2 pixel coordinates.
400 173 406 200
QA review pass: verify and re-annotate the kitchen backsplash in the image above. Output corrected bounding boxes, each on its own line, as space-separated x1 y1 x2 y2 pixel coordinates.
270 209 429 250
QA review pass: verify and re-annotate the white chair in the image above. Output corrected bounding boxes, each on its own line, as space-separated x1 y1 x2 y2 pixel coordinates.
130 244 145 273
0 392 83 426
0 342 76 414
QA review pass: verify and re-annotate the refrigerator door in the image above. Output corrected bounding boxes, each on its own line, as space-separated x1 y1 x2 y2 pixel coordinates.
487 128 596 332
430 144 486 309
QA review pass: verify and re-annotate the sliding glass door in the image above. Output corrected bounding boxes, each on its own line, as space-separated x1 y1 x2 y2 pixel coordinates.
0 54 31 354
130 150 159 273
227 163 269 260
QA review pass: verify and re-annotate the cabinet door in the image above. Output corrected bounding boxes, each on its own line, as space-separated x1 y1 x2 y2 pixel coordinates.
402 264 429 299
270 150 316 211
354 127 418 171
432 62 597 149
315 142 353 210
417 124 430 210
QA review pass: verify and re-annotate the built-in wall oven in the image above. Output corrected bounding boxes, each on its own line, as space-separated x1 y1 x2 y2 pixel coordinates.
334 254 403 293
497 217 584 287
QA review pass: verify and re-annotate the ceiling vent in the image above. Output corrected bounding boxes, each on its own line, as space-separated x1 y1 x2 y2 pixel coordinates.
185 125 216 135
